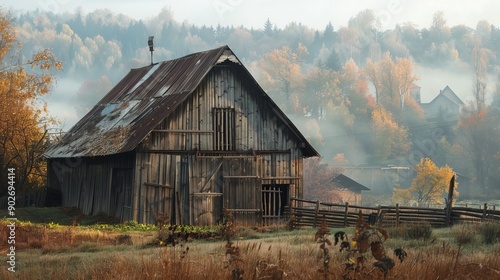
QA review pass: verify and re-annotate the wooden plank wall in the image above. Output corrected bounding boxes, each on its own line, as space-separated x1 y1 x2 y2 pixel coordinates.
134 152 177 224
47 152 135 218
148 67 305 157
191 192 223 225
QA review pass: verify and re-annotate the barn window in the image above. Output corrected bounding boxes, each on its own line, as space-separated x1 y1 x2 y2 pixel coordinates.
213 108 235 151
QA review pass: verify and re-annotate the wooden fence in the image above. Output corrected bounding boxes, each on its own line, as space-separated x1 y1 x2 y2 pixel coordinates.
0 188 62 209
289 198 500 228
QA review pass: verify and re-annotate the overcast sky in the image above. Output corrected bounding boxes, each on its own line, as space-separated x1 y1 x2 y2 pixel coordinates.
5 0 500 31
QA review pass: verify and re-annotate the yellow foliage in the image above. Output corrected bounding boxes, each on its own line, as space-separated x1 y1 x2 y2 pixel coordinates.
393 158 457 205
371 107 411 161
0 12 62 194
258 45 306 113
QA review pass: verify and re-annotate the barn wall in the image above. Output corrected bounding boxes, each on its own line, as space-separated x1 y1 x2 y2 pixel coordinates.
47 152 135 220
147 66 304 153
139 65 306 226
133 152 180 224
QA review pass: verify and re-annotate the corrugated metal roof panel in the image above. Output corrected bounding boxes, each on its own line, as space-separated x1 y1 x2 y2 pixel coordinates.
45 45 319 158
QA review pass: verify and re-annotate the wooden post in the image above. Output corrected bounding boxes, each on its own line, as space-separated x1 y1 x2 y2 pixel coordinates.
344 202 349 227
396 203 400 227
176 192 182 225
446 175 455 226
314 200 320 227
482 203 488 220
376 205 382 226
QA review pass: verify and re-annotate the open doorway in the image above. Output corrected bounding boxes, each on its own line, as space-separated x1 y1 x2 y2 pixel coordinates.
261 184 289 224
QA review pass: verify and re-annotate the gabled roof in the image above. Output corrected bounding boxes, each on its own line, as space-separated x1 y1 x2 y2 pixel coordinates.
45 46 319 158
429 86 464 106
331 174 370 192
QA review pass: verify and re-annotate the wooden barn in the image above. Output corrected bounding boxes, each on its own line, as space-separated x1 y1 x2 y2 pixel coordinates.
45 46 319 226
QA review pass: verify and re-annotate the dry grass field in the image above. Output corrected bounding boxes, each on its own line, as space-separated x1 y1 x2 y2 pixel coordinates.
1 207 500 279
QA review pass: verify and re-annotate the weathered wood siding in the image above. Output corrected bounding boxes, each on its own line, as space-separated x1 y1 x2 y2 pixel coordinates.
139 65 305 225
148 65 304 153
47 152 135 220
133 152 178 224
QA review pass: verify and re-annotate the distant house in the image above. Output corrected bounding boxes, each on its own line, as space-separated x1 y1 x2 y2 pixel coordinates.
330 174 370 205
421 86 464 120
45 46 319 226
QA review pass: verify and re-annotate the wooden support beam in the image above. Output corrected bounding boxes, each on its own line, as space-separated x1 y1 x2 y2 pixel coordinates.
144 182 172 189
152 129 214 133
199 161 223 192
223 176 259 179
197 155 256 159
261 176 301 180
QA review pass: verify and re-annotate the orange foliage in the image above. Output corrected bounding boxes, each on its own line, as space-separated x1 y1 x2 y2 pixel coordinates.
0 14 62 194
303 158 343 202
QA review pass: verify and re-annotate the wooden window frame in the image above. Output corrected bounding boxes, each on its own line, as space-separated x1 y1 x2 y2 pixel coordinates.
213 108 236 151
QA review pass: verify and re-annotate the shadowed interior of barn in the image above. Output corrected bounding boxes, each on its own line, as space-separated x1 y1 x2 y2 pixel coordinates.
45 46 319 226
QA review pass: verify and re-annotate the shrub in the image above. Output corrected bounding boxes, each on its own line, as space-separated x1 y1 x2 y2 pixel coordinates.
479 222 500 244
385 225 408 239
404 223 433 240
451 223 477 245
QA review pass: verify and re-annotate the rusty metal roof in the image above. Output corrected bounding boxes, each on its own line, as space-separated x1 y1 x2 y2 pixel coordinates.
45 45 319 158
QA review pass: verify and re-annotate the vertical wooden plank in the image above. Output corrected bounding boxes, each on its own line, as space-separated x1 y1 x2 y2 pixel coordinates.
133 153 142 221
396 203 400 227
314 200 320 227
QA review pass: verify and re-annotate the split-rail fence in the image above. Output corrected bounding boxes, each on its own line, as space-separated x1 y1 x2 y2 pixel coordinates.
288 198 500 228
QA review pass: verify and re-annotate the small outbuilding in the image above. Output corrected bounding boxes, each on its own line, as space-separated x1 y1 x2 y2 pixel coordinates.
45 46 319 226
330 174 370 205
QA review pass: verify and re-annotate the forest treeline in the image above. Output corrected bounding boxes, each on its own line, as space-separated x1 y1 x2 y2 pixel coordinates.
3 7 500 199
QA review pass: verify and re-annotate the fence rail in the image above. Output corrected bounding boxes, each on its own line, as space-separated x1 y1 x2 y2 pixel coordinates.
289 198 500 228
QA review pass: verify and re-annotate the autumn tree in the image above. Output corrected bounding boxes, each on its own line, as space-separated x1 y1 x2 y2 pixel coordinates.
338 9 380 64
339 58 375 121
371 107 411 162
456 40 499 195
364 58 382 104
458 104 500 196
392 158 456 205
302 66 339 119
471 44 494 111
422 11 460 65
259 44 307 113
303 157 343 202
364 52 422 121
0 13 62 196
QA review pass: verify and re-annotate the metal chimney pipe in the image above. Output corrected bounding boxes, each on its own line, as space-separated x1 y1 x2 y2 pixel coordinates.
148 36 154 65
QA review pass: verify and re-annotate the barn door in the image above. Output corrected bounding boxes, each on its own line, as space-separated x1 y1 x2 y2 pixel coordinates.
222 158 260 226
110 168 133 221
261 184 289 225
192 158 223 226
